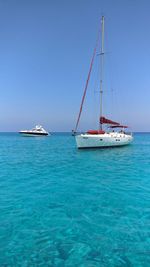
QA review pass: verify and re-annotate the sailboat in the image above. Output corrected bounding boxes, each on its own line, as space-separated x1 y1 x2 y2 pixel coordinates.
74 16 133 149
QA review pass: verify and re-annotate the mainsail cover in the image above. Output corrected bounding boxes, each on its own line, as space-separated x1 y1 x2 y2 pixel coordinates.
100 116 120 125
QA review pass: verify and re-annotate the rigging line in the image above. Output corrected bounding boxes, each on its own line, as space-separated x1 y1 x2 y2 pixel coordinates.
74 31 100 133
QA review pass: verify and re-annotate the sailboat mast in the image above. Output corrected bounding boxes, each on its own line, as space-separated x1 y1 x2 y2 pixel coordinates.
100 16 105 130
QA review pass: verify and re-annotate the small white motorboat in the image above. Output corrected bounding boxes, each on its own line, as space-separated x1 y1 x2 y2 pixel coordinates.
19 125 49 136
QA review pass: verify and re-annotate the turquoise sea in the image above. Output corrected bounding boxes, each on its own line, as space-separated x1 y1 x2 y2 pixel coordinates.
0 133 150 267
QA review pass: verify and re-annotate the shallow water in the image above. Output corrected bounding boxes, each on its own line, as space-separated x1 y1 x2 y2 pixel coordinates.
0 132 150 266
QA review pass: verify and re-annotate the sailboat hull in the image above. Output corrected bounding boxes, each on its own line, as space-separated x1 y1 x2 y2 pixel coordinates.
75 133 133 149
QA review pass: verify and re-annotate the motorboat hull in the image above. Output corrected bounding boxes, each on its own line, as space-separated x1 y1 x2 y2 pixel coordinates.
19 132 48 136
75 133 133 149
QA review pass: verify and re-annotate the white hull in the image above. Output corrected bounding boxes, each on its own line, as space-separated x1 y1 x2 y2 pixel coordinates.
75 132 133 149
19 133 48 137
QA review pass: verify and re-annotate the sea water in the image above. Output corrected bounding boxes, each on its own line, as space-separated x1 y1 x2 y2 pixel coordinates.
0 133 150 267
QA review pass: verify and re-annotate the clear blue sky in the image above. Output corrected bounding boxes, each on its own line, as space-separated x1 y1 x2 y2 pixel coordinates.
0 0 150 131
